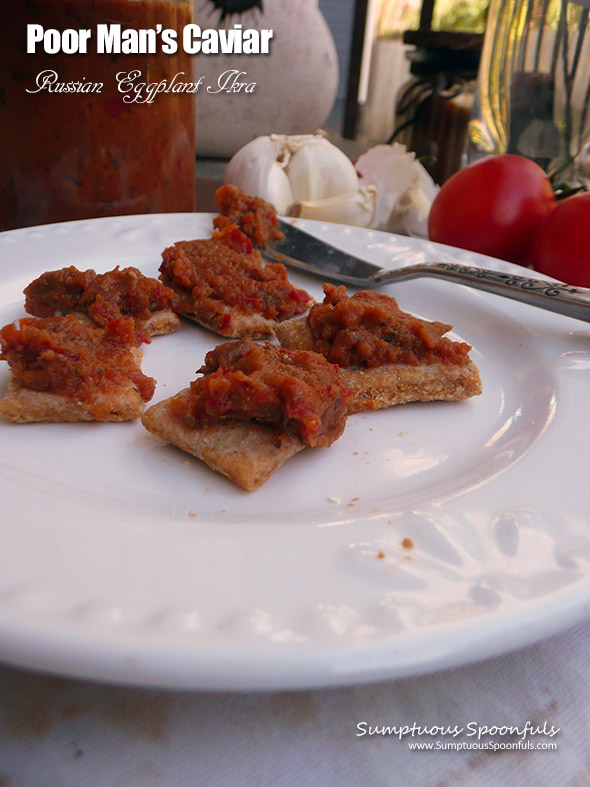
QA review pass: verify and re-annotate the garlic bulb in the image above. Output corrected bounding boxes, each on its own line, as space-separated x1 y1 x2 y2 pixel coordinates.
223 133 367 225
355 143 439 237
224 134 439 235
223 136 294 214
290 186 378 228
275 134 360 203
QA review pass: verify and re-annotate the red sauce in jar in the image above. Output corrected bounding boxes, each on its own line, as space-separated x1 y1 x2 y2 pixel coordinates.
0 0 196 230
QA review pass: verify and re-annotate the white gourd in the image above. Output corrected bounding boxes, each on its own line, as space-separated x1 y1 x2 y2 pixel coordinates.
192 1 338 158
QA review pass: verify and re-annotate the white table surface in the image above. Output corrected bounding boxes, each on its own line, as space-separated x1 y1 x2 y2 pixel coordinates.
0 616 588 787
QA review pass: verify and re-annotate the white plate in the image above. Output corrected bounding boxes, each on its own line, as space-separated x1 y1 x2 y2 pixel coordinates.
0 214 589 691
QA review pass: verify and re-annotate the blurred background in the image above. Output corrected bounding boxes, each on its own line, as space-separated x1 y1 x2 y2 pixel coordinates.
193 0 490 185
321 0 486 139
320 0 486 183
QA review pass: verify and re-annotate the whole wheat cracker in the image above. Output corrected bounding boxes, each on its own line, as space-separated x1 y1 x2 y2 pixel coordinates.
0 376 147 423
142 391 305 490
67 309 180 338
176 305 281 340
159 234 314 339
0 319 153 423
274 318 482 414
23 266 180 338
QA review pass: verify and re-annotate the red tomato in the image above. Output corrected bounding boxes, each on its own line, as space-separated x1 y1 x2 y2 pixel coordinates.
428 154 556 265
531 193 590 286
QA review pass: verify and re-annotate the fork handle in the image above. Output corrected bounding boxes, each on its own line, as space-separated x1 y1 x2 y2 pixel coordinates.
373 262 590 322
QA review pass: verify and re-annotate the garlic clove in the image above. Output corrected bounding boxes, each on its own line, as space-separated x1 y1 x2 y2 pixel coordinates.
356 143 418 228
284 136 361 203
356 143 439 236
389 165 439 237
288 186 378 228
223 136 294 214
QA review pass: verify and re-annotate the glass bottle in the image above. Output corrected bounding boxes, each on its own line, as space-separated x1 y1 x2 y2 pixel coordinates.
466 0 590 182
0 0 196 231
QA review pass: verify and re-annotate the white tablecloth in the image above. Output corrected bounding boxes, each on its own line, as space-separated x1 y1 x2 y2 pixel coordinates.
1 617 588 787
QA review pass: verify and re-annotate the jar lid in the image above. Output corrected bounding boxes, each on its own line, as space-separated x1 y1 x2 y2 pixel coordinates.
402 30 483 78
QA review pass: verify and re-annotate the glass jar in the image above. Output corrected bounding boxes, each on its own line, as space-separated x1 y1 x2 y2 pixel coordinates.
0 0 196 231
391 32 483 184
467 0 590 182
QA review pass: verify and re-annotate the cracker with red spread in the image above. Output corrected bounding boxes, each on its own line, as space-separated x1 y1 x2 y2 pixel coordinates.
159 226 313 339
141 339 351 490
213 183 285 248
0 315 155 422
24 265 180 339
275 284 482 413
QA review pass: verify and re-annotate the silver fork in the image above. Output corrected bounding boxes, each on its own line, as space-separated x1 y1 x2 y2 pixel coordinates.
261 221 590 323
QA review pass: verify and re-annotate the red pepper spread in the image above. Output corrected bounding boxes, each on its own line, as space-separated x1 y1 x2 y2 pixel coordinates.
0 315 155 419
159 226 311 333
168 340 351 448
213 184 285 247
308 284 473 368
24 266 174 337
